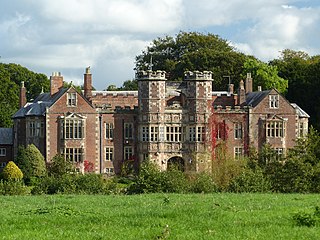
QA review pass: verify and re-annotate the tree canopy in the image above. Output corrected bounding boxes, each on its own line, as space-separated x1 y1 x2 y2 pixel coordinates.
135 31 248 90
0 63 49 127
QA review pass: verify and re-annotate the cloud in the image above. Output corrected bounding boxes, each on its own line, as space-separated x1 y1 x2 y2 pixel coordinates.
0 0 319 90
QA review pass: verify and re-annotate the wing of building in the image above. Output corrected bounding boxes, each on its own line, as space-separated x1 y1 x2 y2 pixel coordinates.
8 69 309 174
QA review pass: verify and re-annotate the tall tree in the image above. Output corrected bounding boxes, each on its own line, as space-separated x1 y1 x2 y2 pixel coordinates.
135 31 248 90
242 58 288 94
0 63 49 127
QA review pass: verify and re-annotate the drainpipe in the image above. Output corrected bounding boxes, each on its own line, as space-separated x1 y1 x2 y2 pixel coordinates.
99 114 103 174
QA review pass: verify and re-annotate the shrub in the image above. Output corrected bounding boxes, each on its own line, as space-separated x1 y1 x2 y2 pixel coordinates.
47 154 75 177
162 166 189 193
228 167 271 193
189 172 218 193
15 144 47 182
0 180 30 195
2 161 23 181
127 161 164 194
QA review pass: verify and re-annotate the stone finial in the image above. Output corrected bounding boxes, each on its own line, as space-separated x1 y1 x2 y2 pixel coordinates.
184 71 213 81
86 66 91 74
136 70 166 80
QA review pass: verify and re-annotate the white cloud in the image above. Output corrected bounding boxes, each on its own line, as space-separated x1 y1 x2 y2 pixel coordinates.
0 0 319 89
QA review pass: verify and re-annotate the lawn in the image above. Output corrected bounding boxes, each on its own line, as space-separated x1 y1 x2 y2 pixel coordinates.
0 193 319 239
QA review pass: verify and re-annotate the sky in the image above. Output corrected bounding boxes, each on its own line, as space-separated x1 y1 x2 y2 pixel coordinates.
0 0 319 90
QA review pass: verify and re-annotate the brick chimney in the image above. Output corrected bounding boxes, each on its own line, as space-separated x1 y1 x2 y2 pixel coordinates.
84 66 92 99
237 79 246 106
228 83 234 94
50 72 63 96
19 81 27 108
245 73 253 93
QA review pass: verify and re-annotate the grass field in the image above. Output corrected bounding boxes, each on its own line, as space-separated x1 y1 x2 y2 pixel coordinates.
0 193 319 239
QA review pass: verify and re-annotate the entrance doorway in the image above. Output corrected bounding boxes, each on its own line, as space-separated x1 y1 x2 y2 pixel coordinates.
167 156 185 171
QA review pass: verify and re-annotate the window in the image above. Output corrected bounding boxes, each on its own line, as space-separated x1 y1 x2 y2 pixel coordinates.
197 127 205 142
105 123 114 139
166 126 182 142
0 148 6 156
234 123 243 139
62 119 84 139
234 147 244 159
124 123 133 139
142 154 149 161
159 126 165 141
29 121 44 137
298 122 307 138
266 121 284 138
67 92 77 106
141 126 149 141
150 126 158 142
64 148 83 162
274 148 284 160
124 147 133 161
105 147 114 161
188 127 196 142
269 94 279 109
0 162 7 168
105 168 114 174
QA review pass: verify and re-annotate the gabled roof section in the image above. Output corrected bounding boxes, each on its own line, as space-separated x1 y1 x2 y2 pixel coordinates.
0 128 13 145
245 90 271 107
291 103 310 118
13 88 68 118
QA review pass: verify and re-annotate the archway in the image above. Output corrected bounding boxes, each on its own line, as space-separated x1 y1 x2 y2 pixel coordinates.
167 156 185 171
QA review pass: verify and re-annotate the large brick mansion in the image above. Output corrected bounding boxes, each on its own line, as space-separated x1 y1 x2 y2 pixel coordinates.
0 68 309 174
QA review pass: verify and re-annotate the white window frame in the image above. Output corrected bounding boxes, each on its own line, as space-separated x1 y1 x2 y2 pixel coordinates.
234 147 244 159
0 148 6 156
105 123 114 139
188 127 196 142
141 126 149 142
64 148 83 162
234 122 243 139
67 92 77 106
62 119 84 139
105 168 114 175
166 126 182 142
269 94 279 109
266 121 285 138
124 146 133 161
105 147 114 161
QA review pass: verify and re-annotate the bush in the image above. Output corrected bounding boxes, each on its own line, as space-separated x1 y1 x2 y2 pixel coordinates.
189 172 218 193
47 154 75 177
15 144 47 182
0 180 30 195
228 167 271 193
162 166 189 193
2 161 23 181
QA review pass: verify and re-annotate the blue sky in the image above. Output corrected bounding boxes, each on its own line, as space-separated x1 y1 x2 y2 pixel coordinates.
0 0 319 90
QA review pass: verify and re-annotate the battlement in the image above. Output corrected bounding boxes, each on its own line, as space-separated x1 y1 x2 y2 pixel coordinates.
136 70 166 80
184 71 213 81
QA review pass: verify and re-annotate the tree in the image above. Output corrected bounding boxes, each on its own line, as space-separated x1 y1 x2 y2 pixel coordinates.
242 58 288 94
15 144 47 182
135 31 248 90
0 63 49 127
2 161 23 181
270 49 320 130
47 154 75 177
105 79 138 91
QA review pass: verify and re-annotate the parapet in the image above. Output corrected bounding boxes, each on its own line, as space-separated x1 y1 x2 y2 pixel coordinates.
184 71 213 81
136 70 166 80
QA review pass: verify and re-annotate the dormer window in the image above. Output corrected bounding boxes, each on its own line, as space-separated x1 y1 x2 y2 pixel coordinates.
269 94 279 109
67 92 77 106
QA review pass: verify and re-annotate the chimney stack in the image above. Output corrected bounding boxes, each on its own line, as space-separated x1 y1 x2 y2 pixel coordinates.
84 66 92 99
237 79 246 106
245 73 253 93
50 72 63 96
19 81 27 108
228 83 234 94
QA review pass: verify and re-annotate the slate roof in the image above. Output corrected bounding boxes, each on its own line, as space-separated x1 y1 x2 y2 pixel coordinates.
0 128 13 145
13 88 68 118
245 90 271 107
291 103 310 118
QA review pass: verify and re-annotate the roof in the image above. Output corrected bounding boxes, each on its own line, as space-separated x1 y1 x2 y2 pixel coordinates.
291 103 310 118
0 128 13 145
13 88 68 118
245 90 271 107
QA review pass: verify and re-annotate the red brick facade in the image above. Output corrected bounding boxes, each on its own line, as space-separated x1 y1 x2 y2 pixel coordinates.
12 69 309 174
